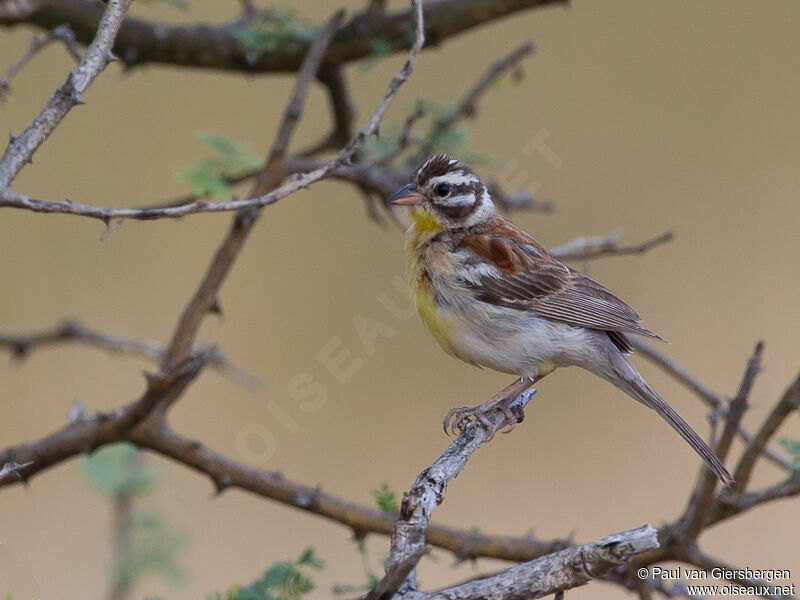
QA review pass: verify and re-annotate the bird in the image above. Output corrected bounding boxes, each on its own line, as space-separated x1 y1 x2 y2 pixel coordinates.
389 154 733 485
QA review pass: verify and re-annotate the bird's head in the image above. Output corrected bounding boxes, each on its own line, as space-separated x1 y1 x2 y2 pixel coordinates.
390 154 495 230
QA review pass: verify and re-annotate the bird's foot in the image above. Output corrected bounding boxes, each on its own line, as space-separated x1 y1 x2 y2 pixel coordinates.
442 395 525 442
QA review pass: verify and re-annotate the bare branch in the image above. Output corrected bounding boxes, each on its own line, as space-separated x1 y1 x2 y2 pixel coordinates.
2 0 565 73
681 342 763 539
489 181 554 213
0 320 262 390
126 415 568 561
366 547 430 600
0 352 207 487
419 525 659 600
301 66 358 156
0 23 81 100
708 471 800 528
160 10 346 373
415 41 534 161
684 546 796 600
731 371 800 494
386 390 535 595
632 338 792 472
551 230 674 261
0 0 425 223
0 0 132 189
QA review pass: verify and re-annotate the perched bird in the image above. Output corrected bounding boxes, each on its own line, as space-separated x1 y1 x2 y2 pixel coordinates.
390 154 732 485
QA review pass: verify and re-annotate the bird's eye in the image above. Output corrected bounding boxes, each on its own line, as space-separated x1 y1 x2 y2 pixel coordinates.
434 183 451 198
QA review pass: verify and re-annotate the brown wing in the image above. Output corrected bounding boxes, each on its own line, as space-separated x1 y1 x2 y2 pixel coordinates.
459 216 665 348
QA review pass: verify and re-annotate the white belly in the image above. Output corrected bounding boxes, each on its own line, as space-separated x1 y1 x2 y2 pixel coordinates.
437 300 596 377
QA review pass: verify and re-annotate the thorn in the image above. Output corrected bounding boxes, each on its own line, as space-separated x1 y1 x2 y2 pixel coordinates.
213 473 232 495
209 299 223 316
106 51 119 63
99 218 123 241
71 94 85 106
68 399 86 424
11 342 29 360
143 370 165 388
8 132 17 143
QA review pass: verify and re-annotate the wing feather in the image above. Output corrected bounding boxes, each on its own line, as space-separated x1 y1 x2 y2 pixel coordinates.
459 217 665 342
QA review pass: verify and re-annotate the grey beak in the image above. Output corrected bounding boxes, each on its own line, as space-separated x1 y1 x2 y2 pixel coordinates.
389 183 423 206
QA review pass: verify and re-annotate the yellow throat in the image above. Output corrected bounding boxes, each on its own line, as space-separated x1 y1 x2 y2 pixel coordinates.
405 207 462 358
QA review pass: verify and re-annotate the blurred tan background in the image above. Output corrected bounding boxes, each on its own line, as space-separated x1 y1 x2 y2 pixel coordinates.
1 1 799 598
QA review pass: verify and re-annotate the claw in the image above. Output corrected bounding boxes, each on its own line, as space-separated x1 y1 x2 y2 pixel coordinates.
499 405 518 433
443 406 469 435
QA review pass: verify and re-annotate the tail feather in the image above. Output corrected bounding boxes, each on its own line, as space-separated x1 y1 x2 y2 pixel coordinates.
608 356 734 486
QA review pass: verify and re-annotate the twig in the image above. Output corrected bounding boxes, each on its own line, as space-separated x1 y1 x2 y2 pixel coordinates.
160 9 346 372
0 0 132 189
385 390 536 595
1 0 565 73
631 339 791 472
0 0 425 223
681 342 763 539
301 65 358 156
414 42 535 161
489 181 555 213
127 416 569 560
0 320 263 391
731 372 800 494
0 24 81 100
0 352 208 487
708 470 800 528
419 525 659 600
550 230 675 261
684 546 796 600
366 547 430 600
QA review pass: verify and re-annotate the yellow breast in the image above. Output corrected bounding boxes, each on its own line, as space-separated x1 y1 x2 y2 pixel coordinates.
406 210 466 361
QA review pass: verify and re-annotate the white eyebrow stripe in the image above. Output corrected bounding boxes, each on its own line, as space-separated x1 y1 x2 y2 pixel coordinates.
428 173 480 187
440 193 476 206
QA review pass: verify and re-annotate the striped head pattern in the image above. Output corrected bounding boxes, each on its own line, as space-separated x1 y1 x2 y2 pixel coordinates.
390 154 496 229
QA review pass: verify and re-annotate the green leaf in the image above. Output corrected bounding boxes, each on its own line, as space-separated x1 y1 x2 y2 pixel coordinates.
372 483 400 514
141 0 189 11
114 512 187 588
215 549 324 600
177 164 230 197
297 547 324 570
234 11 319 55
176 131 262 198
195 131 263 172
779 438 800 469
82 443 156 495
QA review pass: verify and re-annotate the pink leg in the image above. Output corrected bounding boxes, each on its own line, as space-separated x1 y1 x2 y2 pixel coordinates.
443 375 542 442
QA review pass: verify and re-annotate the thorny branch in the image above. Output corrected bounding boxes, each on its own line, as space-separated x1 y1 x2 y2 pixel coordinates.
632 338 792 472
0 0 566 73
385 390 536 596
1 1 798 598
550 230 675 261
0 36 546 223
0 23 81 100
0 0 132 189
681 342 762 540
0 320 262 390
161 0 422 375
414 41 534 162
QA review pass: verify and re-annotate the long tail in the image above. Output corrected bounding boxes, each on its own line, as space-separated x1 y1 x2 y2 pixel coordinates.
605 354 734 486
